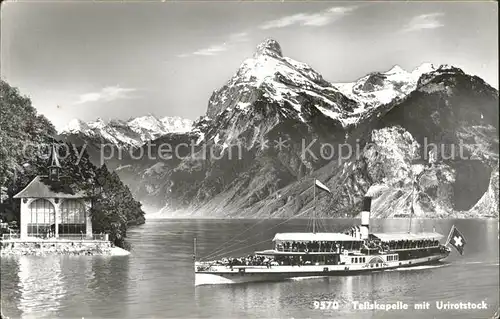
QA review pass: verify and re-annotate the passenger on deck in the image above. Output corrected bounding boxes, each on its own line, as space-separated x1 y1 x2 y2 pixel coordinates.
299 242 305 251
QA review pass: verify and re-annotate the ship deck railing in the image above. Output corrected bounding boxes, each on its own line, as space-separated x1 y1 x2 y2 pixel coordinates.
386 245 439 252
256 249 362 256
276 249 342 253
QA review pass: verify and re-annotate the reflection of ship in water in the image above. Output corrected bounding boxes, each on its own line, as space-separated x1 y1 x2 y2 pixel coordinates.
194 183 463 286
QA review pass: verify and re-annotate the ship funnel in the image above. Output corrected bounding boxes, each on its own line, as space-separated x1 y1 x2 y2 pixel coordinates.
360 196 372 240
359 185 386 240
362 196 372 212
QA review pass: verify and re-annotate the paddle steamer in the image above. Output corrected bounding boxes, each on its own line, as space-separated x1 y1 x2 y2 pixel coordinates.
194 193 453 286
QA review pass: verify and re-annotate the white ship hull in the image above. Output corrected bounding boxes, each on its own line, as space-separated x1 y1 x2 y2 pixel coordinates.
195 253 448 286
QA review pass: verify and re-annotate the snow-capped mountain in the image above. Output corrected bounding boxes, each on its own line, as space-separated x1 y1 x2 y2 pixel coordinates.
334 63 433 109
207 38 358 127
60 115 193 147
334 63 471 117
206 39 464 129
110 38 498 219
127 115 193 143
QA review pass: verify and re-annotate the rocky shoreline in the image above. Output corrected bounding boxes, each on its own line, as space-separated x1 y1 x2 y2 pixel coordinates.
0 240 130 257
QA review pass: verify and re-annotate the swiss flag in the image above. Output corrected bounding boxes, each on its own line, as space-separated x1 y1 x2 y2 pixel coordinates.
448 225 466 255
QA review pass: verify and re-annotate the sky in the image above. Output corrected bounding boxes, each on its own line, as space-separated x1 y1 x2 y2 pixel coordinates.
1 1 498 131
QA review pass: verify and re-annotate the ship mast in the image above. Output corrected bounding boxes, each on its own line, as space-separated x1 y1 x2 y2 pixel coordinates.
312 180 316 234
408 182 414 233
409 170 424 233
193 237 197 261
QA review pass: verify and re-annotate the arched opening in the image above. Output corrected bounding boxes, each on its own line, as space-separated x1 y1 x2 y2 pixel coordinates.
368 257 384 264
28 199 55 238
60 199 86 235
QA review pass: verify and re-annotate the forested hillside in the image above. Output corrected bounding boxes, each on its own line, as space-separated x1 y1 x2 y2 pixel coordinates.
0 80 145 247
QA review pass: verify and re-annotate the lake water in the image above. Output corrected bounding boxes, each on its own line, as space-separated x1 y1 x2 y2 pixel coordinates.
1 218 498 319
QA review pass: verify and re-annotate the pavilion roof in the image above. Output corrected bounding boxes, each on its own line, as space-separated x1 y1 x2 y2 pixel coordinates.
13 176 86 199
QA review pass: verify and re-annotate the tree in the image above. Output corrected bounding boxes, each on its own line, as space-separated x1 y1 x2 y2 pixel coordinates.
88 165 144 248
0 80 145 248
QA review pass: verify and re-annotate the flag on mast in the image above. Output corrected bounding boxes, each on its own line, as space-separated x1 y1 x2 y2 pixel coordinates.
315 180 331 194
447 225 466 255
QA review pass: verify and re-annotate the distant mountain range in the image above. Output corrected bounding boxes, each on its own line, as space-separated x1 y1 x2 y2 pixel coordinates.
59 115 193 148
59 38 499 219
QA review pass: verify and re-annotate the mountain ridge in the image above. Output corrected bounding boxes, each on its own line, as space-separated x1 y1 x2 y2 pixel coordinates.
59 114 193 148
61 38 499 219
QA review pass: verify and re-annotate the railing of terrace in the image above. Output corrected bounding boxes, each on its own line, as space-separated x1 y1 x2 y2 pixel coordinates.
2 233 108 241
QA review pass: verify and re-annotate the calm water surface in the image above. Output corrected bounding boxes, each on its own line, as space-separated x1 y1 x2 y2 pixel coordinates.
1 218 498 319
